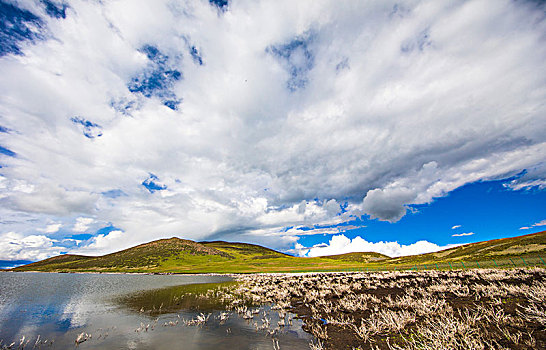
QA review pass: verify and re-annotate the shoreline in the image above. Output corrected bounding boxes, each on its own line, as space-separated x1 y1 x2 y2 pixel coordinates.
2 269 238 276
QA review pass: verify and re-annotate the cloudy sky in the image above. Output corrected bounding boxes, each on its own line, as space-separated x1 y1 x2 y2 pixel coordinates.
1 0 545 266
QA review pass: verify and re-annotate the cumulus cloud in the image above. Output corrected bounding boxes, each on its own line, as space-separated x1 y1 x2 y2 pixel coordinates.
293 234 458 258
362 186 415 223
452 232 475 237
72 217 95 233
0 0 545 258
451 225 461 230
0 232 63 261
72 230 127 256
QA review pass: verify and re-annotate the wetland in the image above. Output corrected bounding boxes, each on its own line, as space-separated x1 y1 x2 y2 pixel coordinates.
1 268 545 349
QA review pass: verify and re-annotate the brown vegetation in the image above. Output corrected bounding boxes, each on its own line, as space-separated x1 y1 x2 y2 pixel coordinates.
225 268 546 349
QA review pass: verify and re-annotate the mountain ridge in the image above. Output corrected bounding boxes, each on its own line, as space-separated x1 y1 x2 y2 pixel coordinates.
9 230 546 273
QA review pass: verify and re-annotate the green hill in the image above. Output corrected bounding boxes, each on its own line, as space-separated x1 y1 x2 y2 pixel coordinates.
389 231 546 266
201 241 290 259
15 238 233 272
16 254 92 270
10 231 546 273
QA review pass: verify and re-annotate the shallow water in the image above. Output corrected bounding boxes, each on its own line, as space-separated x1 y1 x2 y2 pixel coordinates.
0 272 312 349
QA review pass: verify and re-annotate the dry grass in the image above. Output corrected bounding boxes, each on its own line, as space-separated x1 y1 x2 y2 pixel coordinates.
216 268 546 349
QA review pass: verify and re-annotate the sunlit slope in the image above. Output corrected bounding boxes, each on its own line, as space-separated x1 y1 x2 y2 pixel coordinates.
13 238 234 272
388 230 546 265
201 241 290 259
10 231 546 273
15 254 93 271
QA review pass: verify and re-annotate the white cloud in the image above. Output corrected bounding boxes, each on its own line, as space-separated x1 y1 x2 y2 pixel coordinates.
0 0 545 257
280 223 365 237
293 234 458 258
7 185 98 216
505 163 546 190
40 223 62 233
72 217 95 233
62 238 82 245
0 232 63 261
71 230 127 256
452 232 475 237
451 225 461 230
519 219 546 230
533 220 546 227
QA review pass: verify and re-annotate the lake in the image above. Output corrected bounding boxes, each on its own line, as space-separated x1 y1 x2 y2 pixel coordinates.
0 272 312 349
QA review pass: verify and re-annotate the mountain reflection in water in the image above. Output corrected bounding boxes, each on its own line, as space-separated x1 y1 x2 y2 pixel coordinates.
118 281 240 315
0 272 312 349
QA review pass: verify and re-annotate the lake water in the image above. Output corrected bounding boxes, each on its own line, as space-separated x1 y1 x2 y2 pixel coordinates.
0 272 312 349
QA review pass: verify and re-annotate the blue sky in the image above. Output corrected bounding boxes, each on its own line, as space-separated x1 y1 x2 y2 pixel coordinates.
0 0 545 263
294 178 546 257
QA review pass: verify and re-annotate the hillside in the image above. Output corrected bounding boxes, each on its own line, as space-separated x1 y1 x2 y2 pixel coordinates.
10 231 546 273
320 251 389 263
14 238 234 272
201 241 290 259
16 254 92 271
389 231 546 266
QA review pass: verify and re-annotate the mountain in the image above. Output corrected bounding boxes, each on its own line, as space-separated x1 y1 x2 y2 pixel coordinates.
9 231 546 273
14 238 233 272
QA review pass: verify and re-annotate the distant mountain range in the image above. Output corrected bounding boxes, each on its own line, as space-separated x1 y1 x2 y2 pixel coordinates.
9 231 546 273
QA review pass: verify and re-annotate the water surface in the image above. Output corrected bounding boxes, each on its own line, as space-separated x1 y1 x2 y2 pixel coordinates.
0 272 312 349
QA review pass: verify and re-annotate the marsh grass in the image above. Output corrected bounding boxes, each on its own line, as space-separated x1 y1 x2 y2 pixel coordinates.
217 268 546 349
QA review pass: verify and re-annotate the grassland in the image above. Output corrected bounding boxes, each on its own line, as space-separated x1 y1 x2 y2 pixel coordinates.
10 231 546 273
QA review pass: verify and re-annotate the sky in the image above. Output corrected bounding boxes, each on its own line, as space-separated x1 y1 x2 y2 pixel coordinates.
0 0 545 267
